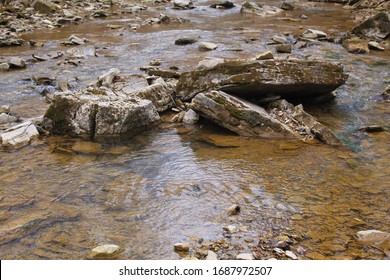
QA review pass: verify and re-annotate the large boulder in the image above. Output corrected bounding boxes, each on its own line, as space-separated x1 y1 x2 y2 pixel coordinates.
176 59 348 101
351 12 390 40
0 122 39 148
240 2 282 17
43 91 160 137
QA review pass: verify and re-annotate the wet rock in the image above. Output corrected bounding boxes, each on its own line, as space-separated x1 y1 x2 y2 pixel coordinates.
300 14 308 20
90 244 124 259
72 141 102 154
171 111 185 123
174 242 190 252
66 46 96 59
206 250 218 260
148 69 181 79
92 10 109 18
0 62 10 71
175 37 197 45
342 37 370 53
351 12 390 41
98 68 121 87
356 230 390 244
33 76 56 85
276 44 292 53
0 105 10 114
281 2 294 11
0 122 39 148
359 125 385 133
0 113 17 125
183 109 199 124
285 250 298 260
43 91 161 137
227 204 240 216
69 35 86 45
223 225 238 234
197 57 225 69
236 253 254 260
301 29 328 40
368 41 385 51
256 51 274 60
173 0 194 10
382 85 390 100
57 80 70 92
32 0 58 14
176 59 348 101
240 2 282 17
271 35 288 44
199 42 218 51
210 1 235 9
9 57 26 68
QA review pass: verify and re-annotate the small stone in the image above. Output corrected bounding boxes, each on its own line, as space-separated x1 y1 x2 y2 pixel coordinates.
183 109 199 124
69 35 86 45
206 250 218 260
342 38 369 54
0 105 11 114
356 230 390 244
285 250 298 260
90 244 123 259
300 15 308 20
281 2 294 11
272 35 288 44
0 63 10 72
236 253 254 260
175 38 197 45
273 248 285 255
227 204 240 216
9 57 26 68
198 42 218 51
256 50 274 60
0 113 17 125
173 0 195 10
276 44 292 53
302 29 328 40
223 225 238 234
98 68 120 86
174 243 190 252
368 41 385 51
210 1 235 9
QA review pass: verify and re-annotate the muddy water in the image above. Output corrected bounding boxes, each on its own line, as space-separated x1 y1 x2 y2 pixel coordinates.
0 1 389 259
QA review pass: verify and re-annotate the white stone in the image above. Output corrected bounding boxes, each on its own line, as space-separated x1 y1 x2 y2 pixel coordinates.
91 244 123 258
302 29 328 39
223 225 238 234
98 68 121 86
183 109 199 124
356 230 390 244
0 63 10 72
368 41 385 51
9 57 26 68
0 122 39 148
69 35 86 45
285 250 298 260
237 253 254 260
206 250 218 260
199 42 218 51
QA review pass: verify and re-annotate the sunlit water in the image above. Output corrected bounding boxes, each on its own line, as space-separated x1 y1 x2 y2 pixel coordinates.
0 0 389 259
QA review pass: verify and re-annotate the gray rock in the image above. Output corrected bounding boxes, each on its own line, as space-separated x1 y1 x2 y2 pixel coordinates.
98 68 121 87
9 57 26 68
0 113 17 125
301 29 328 40
240 2 282 17
0 122 39 148
183 109 199 124
199 42 218 51
236 253 254 260
272 35 288 44
206 250 218 260
255 51 274 60
173 0 194 10
176 59 348 101
352 12 390 41
276 44 292 53
90 244 123 259
285 250 298 260
0 62 10 71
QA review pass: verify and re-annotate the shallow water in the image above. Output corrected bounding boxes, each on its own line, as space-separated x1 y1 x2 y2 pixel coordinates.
0 0 389 259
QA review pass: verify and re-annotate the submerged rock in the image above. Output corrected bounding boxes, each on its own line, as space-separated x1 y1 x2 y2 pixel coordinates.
240 2 282 17
90 244 124 259
0 122 39 148
176 59 348 101
276 44 292 53
356 230 390 244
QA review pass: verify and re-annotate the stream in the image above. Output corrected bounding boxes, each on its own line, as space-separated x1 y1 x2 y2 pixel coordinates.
0 0 389 259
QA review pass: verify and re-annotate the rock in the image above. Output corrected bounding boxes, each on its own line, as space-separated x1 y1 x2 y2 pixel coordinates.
175 38 197 45
359 125 385 133
98 68 121 87
171 111 186 123
227 204 240 216
32 0 57 14
9 57 26 68
276 44 292 53
240 2 282 17
173 0 194 10
90 244 123 259
72 142 102 154
351 12 390 41
183 109 199 124
33 76 56 85
301 29 328 40
223 225 238 234
342 37 370 54
281 2 294 10
383 85 390 100
66 46 96 59
43 92 161 137
148 69 180 79
0 105 10 114
92 10 109 18
256 51 274 60
57 80 70 92
285 250 298 260
356 230 390 244
199 42 218 51
174 243 190 252
69 35 86 45
300 14 308 20
176 59 348 101
0 62 10 71
368 41 385 51
197 58 225 69
271 35 288 44
210 1 235 9
206 250 218 260
0 113 17 125
0 122 39 148
236 253 254 260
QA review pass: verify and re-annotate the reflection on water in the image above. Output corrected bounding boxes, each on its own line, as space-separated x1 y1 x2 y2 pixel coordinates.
0 1 389 259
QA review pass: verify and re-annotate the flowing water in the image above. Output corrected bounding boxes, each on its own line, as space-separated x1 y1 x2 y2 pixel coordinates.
0 0 389 259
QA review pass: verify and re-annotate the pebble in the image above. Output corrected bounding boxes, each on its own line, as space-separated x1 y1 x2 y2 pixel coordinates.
236 253 254 260
223 225 238 234
227 204 240 216
198 42 218 51
90 244 123 259
174 243 190 252
368 41 384 51
285 250 298 260
206 250 218 260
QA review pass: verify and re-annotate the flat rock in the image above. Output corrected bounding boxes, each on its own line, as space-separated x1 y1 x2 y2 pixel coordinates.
175 38 197 45
0 122 39 148
236 253 254 260
206 250 218 260
176 59 348 101
240 2 282 17
199 42 218 51
285 250 298 260
173 0 194 10
276 44 292 53
342 37 370 54
368 41 385 51
301 29 328 40
90 244 123 259
256 51 274 60
356 230 390 244
197 58 225 69
9 57 26 68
